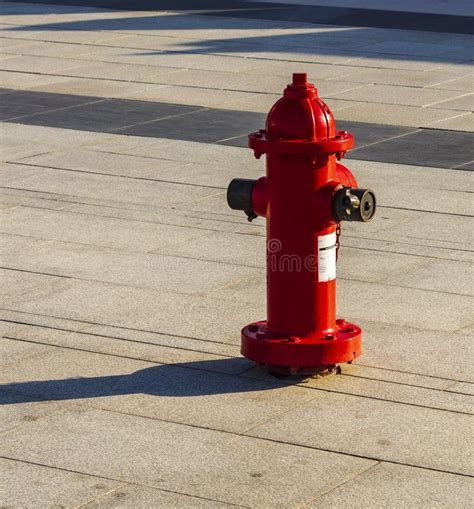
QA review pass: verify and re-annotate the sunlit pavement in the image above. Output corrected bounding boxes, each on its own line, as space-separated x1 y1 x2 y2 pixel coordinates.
1 1 473 507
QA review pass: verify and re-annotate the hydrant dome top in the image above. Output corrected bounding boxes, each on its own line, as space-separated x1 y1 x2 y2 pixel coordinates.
266 72 336 141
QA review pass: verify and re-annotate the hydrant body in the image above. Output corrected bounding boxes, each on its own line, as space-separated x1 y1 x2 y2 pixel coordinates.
227 73 376 374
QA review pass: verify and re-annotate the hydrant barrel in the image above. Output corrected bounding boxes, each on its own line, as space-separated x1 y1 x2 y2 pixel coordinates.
227 72 376 374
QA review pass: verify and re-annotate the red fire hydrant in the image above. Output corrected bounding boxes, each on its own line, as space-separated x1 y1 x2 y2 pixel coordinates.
227 73 376 375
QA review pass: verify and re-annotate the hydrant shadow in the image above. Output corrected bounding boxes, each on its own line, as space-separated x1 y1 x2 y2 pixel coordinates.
0 358 293 405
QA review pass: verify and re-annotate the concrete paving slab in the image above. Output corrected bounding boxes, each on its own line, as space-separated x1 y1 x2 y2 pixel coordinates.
0 457 124 508
1 268 63 298
308 462 473 508
126 83 260 108
423 113 473 132
335 101 465 127
2 239 261 295
0 206 214 252
428 93 474 111
54 61 185 83
249 391 472 475
2 40 111 58
430 75 474 92
0 55 89 73
29 77 168 100
86 484 230 508
0 407 374 507
0 70 73 90
0 333 51 368
0 389 67 434
0 166 218 207
338 67 473 87
355 320 473 383
21 148 190 180
329 83 462 107
6 277 264 343
382 258 473 296
0 343 319 433
338 278 472 332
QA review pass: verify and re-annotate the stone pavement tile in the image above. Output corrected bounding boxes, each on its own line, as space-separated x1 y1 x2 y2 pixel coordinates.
119 108 262 144
0 233 49 254
0 55 88 73
0 70 72 90
1 269 64 298
125 83 259 108
423 112 473 132
361 40 468 58
0 162 41 181
376 208 473 248
0 407 374 507
6 278 265 343
0 334 51 368
2 239 260 295
249 391 472 475
427 93 474 111
334 67 473 87
359 320 472 382
0 122 115 149
0 206 215 252
335 102 464 127
29 78 168 100
0 389 67 434
0 142 48 163
345 54 467 72
430 75 474 92
0 167 217 207
2 40 110 58
106 136 259 169
248 366 471 414
340 365 452 391
12 96 197 132
87 49 267 73
86 484 230 508
0 344 319 433
57 61 184 83
446 382 474 396
21 148 189 180
350 128 474 167
329 83 461 107
132 68 269 89
0 190 78 210
0 457 124 508
2 318 245 373
338 278 471 332
308 463 472 508
381 258 472 296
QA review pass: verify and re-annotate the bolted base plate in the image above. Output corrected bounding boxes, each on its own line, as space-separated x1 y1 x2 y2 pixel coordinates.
241 319 361 376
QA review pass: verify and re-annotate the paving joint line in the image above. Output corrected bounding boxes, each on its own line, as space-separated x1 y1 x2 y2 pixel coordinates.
0 455 247 508
2 335 471 415
297 461 381 508
87 407 474 478
74 482 130 509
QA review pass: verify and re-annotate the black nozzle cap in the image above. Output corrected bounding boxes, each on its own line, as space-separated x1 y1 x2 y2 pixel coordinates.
333 187 376 222
227 178 257 221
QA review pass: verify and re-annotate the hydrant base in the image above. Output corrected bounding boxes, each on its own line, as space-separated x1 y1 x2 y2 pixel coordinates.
241 319 361 374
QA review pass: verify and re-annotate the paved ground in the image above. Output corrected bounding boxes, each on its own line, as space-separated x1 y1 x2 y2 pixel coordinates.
0 1 473 507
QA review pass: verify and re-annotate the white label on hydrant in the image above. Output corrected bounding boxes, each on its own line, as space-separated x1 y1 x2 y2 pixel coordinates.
318 232 337 282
